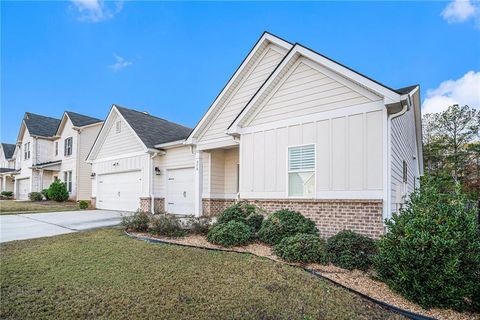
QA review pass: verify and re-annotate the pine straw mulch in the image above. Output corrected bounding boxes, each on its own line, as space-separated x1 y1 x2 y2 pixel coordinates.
130 232 480 320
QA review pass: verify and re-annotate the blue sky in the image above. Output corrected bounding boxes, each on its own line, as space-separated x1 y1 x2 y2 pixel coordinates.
1 1 479 143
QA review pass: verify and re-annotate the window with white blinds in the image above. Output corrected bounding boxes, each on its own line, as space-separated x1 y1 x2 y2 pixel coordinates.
288 145 315 197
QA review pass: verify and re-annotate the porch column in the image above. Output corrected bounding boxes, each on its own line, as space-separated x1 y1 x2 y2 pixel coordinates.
1 176 5 192
13 178 17 199
194 150 203 217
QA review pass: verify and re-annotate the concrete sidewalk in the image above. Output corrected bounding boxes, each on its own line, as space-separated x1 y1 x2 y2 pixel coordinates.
0 210 131 243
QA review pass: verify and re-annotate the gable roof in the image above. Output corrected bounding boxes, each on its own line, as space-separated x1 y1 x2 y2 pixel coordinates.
185 32 292 143
1 143 16 159
65 111 102 127
395 84 419 95
115 105 192 149
23 112 61 137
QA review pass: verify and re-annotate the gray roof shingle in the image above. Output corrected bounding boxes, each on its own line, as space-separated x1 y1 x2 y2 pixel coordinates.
396 84 418 95
115 105 192 148
24 113 61 137
65 111 102 127
0 168 15 173
1 143 16 159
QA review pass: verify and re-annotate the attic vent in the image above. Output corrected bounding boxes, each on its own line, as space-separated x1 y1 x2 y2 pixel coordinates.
115 120 121 133
142 111 149 115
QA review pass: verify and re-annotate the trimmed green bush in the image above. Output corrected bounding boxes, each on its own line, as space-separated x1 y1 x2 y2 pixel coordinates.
217 202 258 225
1 191 13 198
246 213 264 233
186 217 211 235
121 211 150 232
28 192 43 201
47 180 69 202
375 177 480 311
207 221 252 247
326 230 377 271
41 189 50 200
78 200 88 210
149 214 186 237
258 209 318 245
274 233 327 264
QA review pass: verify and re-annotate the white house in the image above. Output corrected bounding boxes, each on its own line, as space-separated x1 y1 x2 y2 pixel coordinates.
13 111 103 201
0 143 16 193
88 32 422 239
86 105 193 213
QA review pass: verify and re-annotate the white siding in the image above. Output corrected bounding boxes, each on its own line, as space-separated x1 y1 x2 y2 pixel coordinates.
247 60 378 126
391 104 420 212
96 113 144 159
77 124 102 200
198 44 286 142
56 118 78 199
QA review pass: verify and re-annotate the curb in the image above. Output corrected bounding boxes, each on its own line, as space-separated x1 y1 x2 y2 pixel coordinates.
124 230 437 320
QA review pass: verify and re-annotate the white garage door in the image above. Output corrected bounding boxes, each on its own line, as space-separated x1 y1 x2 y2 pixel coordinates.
97 171 142 212
17 178 30 200
166 167 194 215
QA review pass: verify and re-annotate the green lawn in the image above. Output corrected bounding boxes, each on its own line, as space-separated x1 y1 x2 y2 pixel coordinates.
0 228 403 320
0 200 79 214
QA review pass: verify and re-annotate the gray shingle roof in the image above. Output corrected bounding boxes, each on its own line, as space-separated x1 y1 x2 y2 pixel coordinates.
115 105 192 148
24 113 61 137
65 111 102 127
396 84 418 95
1 143 16 159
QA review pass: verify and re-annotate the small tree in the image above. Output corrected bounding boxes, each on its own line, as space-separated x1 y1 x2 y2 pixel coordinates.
47 180 69 202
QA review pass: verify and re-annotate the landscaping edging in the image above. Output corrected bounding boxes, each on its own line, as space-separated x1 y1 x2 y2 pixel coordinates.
124 230 435 320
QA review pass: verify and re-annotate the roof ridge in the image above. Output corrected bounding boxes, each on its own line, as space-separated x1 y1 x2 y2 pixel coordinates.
25 112 61 121
115 104 191 129
65 110 103 121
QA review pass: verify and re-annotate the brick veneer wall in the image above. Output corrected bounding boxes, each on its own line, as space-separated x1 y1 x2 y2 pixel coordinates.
91 197 96 208
139 197 165 213
202 198 236 217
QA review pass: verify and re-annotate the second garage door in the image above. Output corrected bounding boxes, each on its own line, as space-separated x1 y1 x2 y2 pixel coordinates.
97 171 142 212
166 167 194 215
17 178 30 200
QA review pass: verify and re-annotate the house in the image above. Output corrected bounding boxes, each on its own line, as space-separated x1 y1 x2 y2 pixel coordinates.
13 111 103 200
184 32 423 239
0 143 17 193
86 105 192 212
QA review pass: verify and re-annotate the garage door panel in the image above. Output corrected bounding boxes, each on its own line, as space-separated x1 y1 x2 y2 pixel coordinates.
97 171 141 212
167 168 194 215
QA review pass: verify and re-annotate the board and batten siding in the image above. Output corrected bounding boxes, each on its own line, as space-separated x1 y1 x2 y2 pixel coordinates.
205 148 239 198
96 113 144 159
390 103 420 213
241 110 384 199
198 44 286 142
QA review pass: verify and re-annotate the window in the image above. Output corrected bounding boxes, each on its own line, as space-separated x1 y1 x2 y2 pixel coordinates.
115 121 121 133
64 171 72 193
64 137 73 156
55 141 58 156
24 142 30 160
402 160 408 183
288 144 315 197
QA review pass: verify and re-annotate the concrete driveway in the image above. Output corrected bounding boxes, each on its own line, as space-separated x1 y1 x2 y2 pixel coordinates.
0 210 131 243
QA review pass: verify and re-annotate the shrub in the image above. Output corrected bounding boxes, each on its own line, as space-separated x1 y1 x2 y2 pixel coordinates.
47 180 69 202
274 233 327 264
186 217 211 235
78 200 89 210
121 211 150 232
1 191 13 198
29 192 43 201
41 189 50 200
149 214 186 237
258 209 318 245
326 230 377 271
207 221 252 247
246 213 264 233
375 177 480 311
217 202 258 224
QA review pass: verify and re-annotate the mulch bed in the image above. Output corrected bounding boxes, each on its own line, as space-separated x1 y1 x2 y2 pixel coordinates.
130 232 480 320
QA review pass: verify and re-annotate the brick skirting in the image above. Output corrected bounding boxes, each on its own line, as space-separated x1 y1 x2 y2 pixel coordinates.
202 198 384 239
139 197 165 213
90 197 96 208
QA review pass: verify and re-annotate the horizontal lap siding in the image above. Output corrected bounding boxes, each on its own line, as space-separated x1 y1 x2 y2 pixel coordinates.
77 124 102 200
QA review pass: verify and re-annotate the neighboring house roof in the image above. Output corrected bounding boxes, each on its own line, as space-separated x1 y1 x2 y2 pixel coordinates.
1 143 16 159
32 160 62 169
23 112 61 137
115 105 192 149
395 84 419 95
0 168 15 173
65 111 102 127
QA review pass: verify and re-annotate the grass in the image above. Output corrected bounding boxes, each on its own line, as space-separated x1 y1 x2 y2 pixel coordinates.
0 228 403 320
0 200 79 214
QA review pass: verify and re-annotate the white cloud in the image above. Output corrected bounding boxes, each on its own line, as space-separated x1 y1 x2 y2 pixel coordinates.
70 0 123 23
109 54 132 72
441 0 479 24
422 71 480 114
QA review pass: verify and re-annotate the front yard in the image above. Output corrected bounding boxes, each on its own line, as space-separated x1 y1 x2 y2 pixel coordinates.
0 200 79 214
0 228 402 319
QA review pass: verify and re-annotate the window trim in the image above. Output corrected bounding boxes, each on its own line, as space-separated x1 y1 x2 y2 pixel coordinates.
286 143 316 199
64 171 72 193
64 137 73 156
24 142 30 160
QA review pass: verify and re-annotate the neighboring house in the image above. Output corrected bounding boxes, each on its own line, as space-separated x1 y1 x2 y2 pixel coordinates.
86 105 192 212
184 32 423 239
13 111 103 201
0 143 17 193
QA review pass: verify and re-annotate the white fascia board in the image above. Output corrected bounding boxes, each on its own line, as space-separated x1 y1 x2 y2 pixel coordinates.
186 33 292 144
154 139 186 149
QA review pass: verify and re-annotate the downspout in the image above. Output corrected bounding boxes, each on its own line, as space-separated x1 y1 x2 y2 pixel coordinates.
386 96 411 221
150 152 158 214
